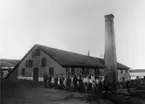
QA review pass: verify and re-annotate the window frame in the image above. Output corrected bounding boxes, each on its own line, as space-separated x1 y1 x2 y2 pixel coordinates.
31 49 40 58
21 68 25 76
41 57 46 67
25 60 33 68
121 70 123 74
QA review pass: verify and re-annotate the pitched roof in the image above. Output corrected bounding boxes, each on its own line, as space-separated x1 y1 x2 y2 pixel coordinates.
37 44 104 68
6 44 129 78
36 44 129 69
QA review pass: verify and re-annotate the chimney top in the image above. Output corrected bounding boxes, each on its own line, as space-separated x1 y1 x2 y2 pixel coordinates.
104 14 114 18
104 14 114 22
88 50 90 56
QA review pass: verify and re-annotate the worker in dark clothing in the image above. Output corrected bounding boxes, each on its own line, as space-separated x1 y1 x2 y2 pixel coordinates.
66 75 71 90
48 74 52 88
126 80 130 93
98 77 103 93
54 74 58 88
104 76 109 93
78 75 84 92
43 73 48 88
73 74 78 91
121 77 126 88
59 74 64 89
88 76 92 92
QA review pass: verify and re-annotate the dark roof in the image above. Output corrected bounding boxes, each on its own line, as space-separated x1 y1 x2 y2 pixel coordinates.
36 44 129 69
130 69 145 73
0 59 20 67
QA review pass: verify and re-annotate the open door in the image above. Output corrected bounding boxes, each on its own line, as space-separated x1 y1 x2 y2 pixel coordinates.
49 67 54 76
33 67 39 82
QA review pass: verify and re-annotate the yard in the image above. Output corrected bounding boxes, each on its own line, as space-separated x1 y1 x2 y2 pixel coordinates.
1 79 114 104
1 79 145 104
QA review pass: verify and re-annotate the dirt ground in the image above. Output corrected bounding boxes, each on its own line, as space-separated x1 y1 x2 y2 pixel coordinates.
1 79 145 104
1 79 114 104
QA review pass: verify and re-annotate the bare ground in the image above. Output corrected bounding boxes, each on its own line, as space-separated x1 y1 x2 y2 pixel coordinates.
1 79 145 104
1 79 114 104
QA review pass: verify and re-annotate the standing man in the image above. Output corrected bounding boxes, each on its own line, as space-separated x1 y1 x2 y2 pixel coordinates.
92 77 96 92
59 73 64 89
83 76 88 91
66 75 71 90
54 74 58 88
126 80 130 94
43 73 48 88
95 76 99 92
48 74 52 88
98 77 103 93
88 76 92 92
104 76 109 93
73 74 78 90
78 75 84 92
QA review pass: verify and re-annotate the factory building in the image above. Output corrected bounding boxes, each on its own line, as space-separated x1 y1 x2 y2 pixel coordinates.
7 44 129 82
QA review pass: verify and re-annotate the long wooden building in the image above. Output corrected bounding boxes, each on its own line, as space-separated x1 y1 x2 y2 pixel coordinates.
7 44 130 82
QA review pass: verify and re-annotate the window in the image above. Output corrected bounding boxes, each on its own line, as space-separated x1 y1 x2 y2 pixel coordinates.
21 68 25 76
32 49 40 58
121 70 123 74
71 68 75 76
41 58 46 67
66 68 69 76
82 68 85 76
94 69 97 75
86 68 89 75
83 68 89 77
49 67 54 76
25 60 33 68
125 70 128 73
29 60 33 67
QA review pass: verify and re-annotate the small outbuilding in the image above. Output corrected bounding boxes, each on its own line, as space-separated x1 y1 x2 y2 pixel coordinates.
0 59 19 78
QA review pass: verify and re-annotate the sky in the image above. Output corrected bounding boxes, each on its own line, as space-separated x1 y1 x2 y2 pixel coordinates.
0 0 145 69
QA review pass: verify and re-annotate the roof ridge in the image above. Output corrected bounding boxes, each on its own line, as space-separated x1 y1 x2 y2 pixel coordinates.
35 44 103 60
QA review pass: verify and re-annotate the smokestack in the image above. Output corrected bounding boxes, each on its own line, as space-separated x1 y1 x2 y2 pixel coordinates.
104 14 117 84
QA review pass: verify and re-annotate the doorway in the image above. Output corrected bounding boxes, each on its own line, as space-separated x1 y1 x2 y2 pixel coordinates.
33 67 39 82
49 67 54 76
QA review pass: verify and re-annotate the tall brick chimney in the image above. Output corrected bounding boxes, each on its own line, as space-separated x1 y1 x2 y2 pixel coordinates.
104 14 117 84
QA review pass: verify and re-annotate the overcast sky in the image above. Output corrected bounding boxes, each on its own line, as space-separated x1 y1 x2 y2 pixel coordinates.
0 0 145 69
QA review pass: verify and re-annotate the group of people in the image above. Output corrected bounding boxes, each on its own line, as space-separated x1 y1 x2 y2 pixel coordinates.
43 73 110 93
